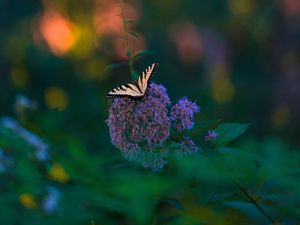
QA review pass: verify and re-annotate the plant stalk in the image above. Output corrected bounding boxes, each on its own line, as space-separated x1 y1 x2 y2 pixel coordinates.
234 182 277 225
120 0 135 79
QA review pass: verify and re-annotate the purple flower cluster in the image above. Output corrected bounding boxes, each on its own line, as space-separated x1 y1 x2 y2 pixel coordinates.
177 137 199 157
42 186 61 214
107 84 171 162
0 117 50 161
170 97 200 132
204 130 218 142
107 83 200 170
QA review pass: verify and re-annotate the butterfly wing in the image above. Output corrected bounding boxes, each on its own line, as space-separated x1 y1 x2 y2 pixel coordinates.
106 62 158 99
136 62 158 94
107 83 144 98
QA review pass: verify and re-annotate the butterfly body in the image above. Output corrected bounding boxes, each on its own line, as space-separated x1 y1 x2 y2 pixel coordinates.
107 63 158 100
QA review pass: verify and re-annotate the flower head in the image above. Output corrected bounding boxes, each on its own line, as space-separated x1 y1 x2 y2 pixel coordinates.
176 137 199 157
204 130 218 142
0 148 14 173
48 163 70 183
107 83 171 162
0 117 50 161
170 97 200 132
42 186 61 214
107 83 201 170
19 193 37 209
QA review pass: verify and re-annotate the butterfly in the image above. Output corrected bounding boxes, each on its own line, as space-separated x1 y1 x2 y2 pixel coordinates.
106 63 159 100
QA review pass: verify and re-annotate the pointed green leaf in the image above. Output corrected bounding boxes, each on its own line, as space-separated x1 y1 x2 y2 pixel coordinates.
193 119 222 130
134 50 154 59
215 123 249 146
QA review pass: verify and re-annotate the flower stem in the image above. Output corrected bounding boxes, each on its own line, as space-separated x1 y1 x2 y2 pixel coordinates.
234 182 277 225
169 136 180 143
120 0 136 79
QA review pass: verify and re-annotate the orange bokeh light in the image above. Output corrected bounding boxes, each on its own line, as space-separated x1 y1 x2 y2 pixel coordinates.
94 0 139 36
39 10 79 56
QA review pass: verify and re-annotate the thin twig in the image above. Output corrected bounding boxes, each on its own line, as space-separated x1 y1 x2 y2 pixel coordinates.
234 182 277 225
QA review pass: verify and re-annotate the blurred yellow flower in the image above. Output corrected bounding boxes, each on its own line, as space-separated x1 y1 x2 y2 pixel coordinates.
272 105 290 128
70 26 94 59
84 58 108 81
211 65 235 104
48 162 70 183
229 0 254 16
44 87 68 111
10 66 29 89
19 193 37 209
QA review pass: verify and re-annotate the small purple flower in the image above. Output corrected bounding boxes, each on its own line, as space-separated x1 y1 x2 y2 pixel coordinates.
42 187 61 214
204 130 218 142
0 148 14 173
0 117 50 161
170 97 200 132
176 137 199 157
140 149 169 172
14 94 38 113
107 84 171 162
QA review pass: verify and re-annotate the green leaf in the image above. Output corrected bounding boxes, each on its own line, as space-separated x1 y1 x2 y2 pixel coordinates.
215 123 249 146
219 147 264 163
126 49 132 58
223 200 271 224
129 31 141 40
134 50 154 59
193 119 222 130
105 62 126 71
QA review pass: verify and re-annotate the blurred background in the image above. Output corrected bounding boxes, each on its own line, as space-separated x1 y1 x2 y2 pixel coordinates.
1 0 300 224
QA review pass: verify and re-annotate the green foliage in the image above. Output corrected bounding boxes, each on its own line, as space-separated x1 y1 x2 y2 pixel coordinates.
215 123 249 146
1 0 300 224
1 118 299 225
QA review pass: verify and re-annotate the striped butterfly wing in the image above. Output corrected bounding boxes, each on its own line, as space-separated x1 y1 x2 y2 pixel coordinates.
137 63 158 94
107 63 158 99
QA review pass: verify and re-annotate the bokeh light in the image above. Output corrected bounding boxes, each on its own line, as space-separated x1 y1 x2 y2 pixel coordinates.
272 105 291 129
19 193 37 209
44 87 68 111
48 162 70 183
10 66 29 89
170 20 203 65
211 64 235 104
38 9 80 56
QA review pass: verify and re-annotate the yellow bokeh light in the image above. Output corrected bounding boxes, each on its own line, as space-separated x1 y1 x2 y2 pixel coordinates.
48 162 70 183
211 65 235 104
272 106 290 128
229 0 254 16
19 193 37 209
10 67 29 89
84 58 108 81
44 87 68 111
70 26 94 59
